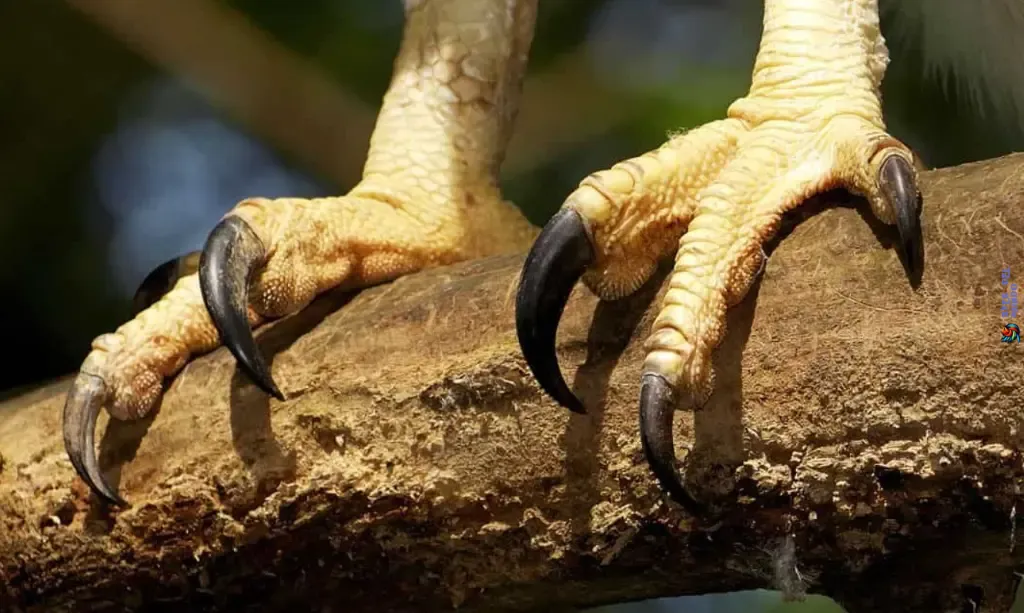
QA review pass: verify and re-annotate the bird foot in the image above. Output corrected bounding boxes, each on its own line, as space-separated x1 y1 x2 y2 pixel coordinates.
517 0 924 513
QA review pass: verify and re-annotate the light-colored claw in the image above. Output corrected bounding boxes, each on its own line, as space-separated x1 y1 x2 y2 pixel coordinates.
514 118 743 418
564 120 744 300
62 373 126 506
637 0 926 506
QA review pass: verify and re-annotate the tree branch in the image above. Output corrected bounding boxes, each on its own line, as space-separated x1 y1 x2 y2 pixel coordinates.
2 154 1023 612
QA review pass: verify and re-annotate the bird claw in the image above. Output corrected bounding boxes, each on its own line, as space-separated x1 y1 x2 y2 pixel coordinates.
131 251 200 316
62 373 128 507
59 0 541 509
878 155 924 285
199 216 283 400
638 373 705 513
514 130 927 512
515 208 594 415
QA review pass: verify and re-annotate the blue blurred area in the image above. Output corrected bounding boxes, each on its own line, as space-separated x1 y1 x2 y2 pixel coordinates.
88 0 756 299
75 0 1024 305
587 0 754 92
90 79 329 295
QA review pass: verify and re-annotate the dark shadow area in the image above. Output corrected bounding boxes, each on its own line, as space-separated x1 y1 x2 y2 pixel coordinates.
687 276 762 507
682 189 892 510
768 189 882 248
771 188 921 287
960 583 983 613
563 263 669 526
227 369 297 517
557 187 922 521
826 524 1019 613
90 408 158 532
226 287 356 515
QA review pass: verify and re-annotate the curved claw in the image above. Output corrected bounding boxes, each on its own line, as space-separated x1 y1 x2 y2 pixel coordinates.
131 251 201 315
62 373 128 506
639 374 705 515
515 208 594 414
879 155 924 285
199 216 283 400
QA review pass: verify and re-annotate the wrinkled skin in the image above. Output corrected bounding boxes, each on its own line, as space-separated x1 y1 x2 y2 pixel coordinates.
64 0 922 511
517 0 923 512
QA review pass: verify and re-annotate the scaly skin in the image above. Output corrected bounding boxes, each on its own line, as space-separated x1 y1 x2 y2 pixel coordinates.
516 0 923 513
64 0 539 505
65 0 925 510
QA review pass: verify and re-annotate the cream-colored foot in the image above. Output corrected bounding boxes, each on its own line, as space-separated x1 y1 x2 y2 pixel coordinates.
64 0 540 505
516 0 923 513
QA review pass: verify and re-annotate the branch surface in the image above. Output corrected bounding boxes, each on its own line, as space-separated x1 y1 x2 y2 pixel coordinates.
2 155 1024 612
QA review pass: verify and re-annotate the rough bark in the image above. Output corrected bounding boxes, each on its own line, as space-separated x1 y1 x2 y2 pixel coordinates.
2 154 1024 613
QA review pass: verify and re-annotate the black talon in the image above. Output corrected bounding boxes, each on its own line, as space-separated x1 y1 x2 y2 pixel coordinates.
639 374 704 515
132 251 201 315
62 373 128 506
879 155 924 286
199 216 283 400
515 208 594 414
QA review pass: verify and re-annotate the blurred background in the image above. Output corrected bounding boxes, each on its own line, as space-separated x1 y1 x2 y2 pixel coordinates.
1 0 1023 609
4 0 1024 396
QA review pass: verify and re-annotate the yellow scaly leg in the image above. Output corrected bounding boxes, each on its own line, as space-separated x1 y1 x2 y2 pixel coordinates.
63 0 540 505
516 0 923 513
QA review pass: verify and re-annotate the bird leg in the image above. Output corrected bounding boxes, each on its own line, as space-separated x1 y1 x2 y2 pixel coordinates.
517 0 923 514
64 0 540 505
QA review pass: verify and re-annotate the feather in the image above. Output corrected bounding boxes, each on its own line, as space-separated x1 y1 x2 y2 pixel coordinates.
881 0 1024 131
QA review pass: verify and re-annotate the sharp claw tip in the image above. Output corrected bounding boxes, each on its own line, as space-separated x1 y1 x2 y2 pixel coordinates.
562 393 587 415
639 373 705 515
93 487 130 508
905 262 924 289
515 208 595 416
200 215 280 399
266 381 285 401
233 350 283 399
63 373 130 509
879 155 924 287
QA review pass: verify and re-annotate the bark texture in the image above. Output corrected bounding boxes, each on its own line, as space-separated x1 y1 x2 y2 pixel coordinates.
2 154 1024 613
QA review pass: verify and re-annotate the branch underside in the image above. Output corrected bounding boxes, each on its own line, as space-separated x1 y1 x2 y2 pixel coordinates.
2 154 1024 612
